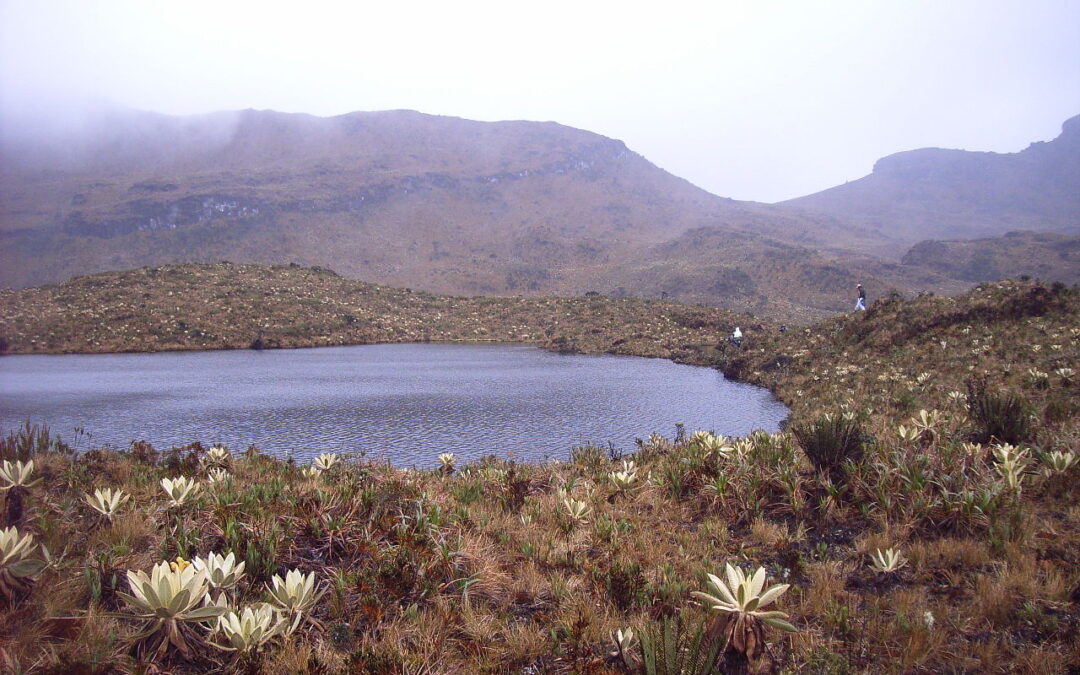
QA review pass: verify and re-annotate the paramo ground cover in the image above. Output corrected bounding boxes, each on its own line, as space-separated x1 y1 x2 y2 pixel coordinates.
0 275 1077 673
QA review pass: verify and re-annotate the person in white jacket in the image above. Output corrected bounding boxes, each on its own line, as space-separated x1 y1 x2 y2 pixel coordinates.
855 284 866 311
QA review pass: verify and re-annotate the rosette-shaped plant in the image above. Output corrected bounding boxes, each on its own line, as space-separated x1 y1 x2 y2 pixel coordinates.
85 487 130 521
869 548 908 573
692 564 796 664
214 603 286 653
992 443 1031 492
562 498 591 524
1043 450 1077 475
267 568 323 629
0 526 49 598
192 551 246 591
0 460 41 525
0 460 39 490
609 460 639 494
690 432 733 458
731 438 754 460
117 560 228 658
897 425 921 444
206 468 231 485
203 446 231 470
161 476 199 508
912 409 942 439
611 626 637 670
313 454 339 471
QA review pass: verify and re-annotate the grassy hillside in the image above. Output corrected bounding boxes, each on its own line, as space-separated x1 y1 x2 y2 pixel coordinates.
0 274 1078 673
0 262 752 362
901 230 1080 285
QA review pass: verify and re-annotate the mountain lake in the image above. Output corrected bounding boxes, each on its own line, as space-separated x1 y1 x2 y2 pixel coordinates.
0 343 788 466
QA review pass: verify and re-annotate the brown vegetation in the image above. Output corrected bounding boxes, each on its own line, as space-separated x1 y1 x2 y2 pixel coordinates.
0 262 749 363
0 274 1077 673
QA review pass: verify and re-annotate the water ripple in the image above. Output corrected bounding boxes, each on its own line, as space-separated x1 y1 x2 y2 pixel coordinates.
0 343 788 467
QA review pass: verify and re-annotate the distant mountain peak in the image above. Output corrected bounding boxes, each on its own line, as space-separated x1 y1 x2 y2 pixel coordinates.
785 112 1080 243
871 147 999 179
1053 112 1080 146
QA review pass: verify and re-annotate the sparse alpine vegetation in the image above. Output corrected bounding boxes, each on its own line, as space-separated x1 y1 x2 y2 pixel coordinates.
0 275 1076 672
0 262 745 364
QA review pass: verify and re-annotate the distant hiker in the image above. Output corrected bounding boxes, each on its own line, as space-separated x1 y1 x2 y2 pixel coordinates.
731 326 743 347
854 284 866 311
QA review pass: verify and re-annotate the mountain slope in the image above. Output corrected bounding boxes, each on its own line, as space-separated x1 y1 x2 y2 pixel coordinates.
6 108 1074 320
0 109 818 281
0 108 904 316
901 230 1080 284
783 114 1080 248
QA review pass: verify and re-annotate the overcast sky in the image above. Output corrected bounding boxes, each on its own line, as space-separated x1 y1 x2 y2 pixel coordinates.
2 0 1078 203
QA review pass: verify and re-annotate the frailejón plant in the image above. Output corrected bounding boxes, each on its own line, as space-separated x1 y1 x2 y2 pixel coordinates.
609 460 639 493
611 626 637 670
206 468 231 484
0 460 39 489
869 548 907 573
203 445 231 470
1042 450 1077 475
267 568 323 628
160 476 199 508
192 551 246 590
214 603 286 653
84 487 130 521
692 564 796 662
992 443 1031 492
117 560 227 658
562 498 591 523
0 526 49 598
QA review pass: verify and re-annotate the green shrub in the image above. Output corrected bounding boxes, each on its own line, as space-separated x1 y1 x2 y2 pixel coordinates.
569 444 607 470
638 616 725 675
966 379 1032 444
0 422 69 462
792 413 865 482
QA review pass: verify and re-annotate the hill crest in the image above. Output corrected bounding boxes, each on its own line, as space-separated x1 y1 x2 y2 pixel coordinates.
784 114 1080 244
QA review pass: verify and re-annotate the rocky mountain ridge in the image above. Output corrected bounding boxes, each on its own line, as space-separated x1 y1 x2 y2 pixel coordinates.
1 108 1075 320
785 114 1080 244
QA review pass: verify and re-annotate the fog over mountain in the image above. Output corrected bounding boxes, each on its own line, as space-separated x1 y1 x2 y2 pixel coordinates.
1 107 1076 321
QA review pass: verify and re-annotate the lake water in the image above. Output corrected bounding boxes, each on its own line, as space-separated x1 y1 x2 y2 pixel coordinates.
0 343 787 466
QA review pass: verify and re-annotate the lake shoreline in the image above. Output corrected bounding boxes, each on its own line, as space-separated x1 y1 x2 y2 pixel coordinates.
1 342 787 464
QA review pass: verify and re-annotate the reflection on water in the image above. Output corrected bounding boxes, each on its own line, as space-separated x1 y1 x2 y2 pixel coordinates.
0 343 788 466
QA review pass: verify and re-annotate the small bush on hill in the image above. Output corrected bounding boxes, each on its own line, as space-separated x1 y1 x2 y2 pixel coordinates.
792 413 865 482
966 378 1032 445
